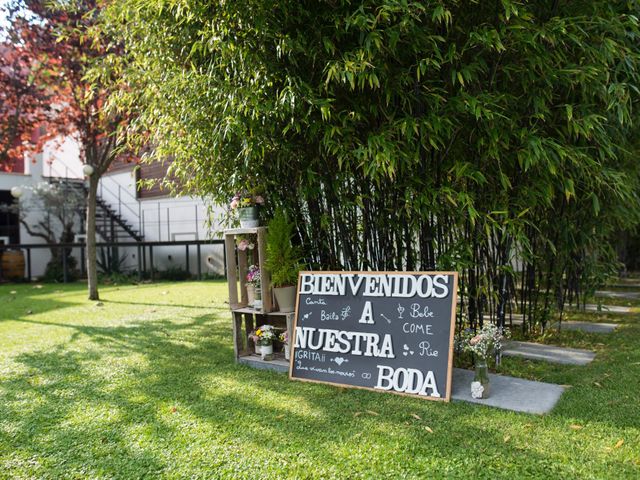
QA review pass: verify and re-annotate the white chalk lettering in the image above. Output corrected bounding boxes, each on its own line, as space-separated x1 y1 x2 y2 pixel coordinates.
402 322 433 335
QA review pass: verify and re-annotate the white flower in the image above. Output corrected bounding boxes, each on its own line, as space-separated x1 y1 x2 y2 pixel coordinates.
471 381 484 399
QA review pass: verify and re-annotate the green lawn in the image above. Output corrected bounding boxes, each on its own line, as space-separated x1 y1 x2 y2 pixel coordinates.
0 281 638 479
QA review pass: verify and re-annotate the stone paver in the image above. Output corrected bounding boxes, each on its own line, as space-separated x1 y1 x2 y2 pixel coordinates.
582 304 632 313
595 290 640 300
452 368 565 414
503 341 595 365
552 320 618 333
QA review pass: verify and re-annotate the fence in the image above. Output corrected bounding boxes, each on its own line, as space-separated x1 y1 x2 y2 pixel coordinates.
0 239 226 283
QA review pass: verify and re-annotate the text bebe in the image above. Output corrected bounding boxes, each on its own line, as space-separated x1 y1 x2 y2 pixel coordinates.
299 273 450 299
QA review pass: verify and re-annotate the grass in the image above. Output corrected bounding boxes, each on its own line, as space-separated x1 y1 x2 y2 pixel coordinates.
0 281 639 479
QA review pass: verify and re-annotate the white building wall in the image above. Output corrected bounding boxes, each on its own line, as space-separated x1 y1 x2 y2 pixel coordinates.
1 133 226 279
0 149 83 278
99 169 226 276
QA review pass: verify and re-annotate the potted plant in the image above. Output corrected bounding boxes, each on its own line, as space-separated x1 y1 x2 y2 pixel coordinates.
230 191 265 228
265 209 302 313
249 325 277 360
459 324 509 399
279 330 290 360
246 264 260 308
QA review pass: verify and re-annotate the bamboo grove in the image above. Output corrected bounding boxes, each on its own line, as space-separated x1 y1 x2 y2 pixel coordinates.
101 0 640 334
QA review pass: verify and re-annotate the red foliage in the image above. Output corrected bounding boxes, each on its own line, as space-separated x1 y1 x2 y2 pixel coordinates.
0 1 134 173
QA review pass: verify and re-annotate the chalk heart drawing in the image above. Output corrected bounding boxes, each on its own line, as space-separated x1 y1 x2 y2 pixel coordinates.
334 357 346 366
402 344 415 356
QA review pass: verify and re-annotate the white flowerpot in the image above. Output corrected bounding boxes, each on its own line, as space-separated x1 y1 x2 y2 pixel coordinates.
260 342 273 360
284 344 290 360
254 343 261 355
274 286 296 313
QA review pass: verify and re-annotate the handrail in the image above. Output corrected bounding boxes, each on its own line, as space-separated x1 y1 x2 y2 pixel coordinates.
98 178 140 220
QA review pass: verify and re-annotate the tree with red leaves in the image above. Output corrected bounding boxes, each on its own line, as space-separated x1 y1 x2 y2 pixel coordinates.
1 0 136 300
0 5 61 171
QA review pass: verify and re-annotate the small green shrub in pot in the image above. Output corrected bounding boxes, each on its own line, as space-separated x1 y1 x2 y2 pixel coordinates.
265 209 302 312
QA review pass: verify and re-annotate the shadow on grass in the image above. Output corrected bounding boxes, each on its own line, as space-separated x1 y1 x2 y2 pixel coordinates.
1 304 638 477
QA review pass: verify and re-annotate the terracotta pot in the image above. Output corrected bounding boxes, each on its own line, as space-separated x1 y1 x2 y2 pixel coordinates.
274 286 296 313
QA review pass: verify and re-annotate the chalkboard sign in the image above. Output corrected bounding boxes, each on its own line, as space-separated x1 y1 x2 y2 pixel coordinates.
289 271 458 402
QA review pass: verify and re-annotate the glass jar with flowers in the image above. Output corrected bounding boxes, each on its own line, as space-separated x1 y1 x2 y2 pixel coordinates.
249 325 277 360
245 265 260 308
230 191 265 228
458 324 509 399
279 330 290 360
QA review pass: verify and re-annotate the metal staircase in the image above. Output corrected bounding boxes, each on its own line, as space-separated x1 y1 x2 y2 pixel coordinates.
94 193 143 242
51 178 143 243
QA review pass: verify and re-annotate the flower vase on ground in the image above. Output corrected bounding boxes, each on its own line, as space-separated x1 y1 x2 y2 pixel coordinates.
471 359 490 399
459 324 508 400
284 344 290 360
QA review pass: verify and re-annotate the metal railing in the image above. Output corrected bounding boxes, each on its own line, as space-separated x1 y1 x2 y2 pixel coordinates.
0 239 226 283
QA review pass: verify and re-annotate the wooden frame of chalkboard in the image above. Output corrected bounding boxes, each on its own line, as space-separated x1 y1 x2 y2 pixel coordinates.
288 271 458 402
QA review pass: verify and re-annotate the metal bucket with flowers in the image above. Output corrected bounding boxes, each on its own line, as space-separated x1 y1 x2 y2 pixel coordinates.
230 191 265 228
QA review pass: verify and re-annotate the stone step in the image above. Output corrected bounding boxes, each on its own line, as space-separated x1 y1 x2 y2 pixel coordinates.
595 290 640 300
581 304 632 313
550 320 618 333
484 315 618 333
502 341 595 365
451 368 565 414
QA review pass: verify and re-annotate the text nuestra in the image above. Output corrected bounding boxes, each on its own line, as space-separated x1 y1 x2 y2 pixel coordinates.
299 273 450 299
295 326 395 358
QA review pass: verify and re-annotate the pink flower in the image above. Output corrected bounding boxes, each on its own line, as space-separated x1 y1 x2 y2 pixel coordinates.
254 195 265 205
469 335 482 346
230 199 239 209
238 239 249 251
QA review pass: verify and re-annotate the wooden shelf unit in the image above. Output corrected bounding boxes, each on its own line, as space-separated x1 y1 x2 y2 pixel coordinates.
224 227 273 313
225 227 294 371
231 309 295 366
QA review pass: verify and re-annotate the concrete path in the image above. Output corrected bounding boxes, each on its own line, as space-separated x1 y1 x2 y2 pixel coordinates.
452 368 565 414
502 341 595 365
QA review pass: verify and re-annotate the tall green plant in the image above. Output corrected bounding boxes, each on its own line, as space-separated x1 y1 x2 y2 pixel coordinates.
265 210 302 287
102 0 640 334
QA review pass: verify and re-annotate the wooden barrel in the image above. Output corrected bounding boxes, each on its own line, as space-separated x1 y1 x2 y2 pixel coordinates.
1 250 25 281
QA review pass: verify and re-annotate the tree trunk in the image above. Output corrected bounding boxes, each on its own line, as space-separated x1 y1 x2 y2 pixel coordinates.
86 174 99 300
